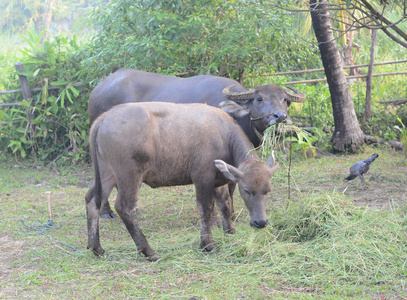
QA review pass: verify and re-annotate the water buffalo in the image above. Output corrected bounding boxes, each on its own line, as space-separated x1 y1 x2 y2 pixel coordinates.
88 69 306 147
85 102 279 260
88 69 303 219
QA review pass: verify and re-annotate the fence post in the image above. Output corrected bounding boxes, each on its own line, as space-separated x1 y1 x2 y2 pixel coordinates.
15 62 35 122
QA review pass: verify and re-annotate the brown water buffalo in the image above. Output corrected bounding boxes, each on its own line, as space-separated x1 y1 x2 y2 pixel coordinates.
85 102 279 261
88 69 304 219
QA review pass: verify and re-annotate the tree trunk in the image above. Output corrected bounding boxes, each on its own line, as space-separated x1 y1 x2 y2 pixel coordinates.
365 29 377 121
40 0 55 44
310 0 365 152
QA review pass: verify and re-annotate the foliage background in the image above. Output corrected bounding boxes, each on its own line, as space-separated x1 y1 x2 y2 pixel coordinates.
82 0 320 78
0 0 407 163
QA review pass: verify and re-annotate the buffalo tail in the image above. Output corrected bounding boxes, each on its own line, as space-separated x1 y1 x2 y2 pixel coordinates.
90 120 102 210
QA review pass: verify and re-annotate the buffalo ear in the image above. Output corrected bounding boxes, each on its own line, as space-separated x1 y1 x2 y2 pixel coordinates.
219 101 250 118
214 160 244 182
268 162 279 177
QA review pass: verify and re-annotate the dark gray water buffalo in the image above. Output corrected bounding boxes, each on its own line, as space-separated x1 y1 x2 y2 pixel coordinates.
85 102 279 260
88 68 306 147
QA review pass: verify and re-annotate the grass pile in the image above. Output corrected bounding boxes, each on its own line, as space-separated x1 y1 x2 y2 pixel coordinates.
268 194 407 286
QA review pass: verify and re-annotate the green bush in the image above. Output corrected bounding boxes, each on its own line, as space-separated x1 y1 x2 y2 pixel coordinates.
0 30 91 164
81 0 320 78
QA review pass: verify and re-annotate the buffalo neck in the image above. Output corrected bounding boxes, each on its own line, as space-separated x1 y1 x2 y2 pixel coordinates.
234 114 262 148
230 129 260 168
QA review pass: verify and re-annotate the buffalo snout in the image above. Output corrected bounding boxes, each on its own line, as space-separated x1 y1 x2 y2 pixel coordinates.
268 111 287 126
250 219 269 229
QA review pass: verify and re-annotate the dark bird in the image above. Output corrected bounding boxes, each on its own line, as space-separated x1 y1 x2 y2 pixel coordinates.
343 154 379 186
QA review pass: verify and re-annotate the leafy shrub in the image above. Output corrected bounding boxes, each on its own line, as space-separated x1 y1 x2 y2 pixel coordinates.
0 30 91 164
82 0 320 78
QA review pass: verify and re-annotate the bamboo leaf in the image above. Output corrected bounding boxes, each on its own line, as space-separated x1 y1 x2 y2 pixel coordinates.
66 89 73 103
50 81 70 86
69 86 80 97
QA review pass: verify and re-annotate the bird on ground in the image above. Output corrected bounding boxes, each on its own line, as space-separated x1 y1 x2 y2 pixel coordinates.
343 153 379 186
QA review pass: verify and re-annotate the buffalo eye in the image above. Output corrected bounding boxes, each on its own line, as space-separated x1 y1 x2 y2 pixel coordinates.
243 188 252 195
256 96 263 103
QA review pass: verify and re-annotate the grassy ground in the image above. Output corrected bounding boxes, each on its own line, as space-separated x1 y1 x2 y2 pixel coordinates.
1 146 406 299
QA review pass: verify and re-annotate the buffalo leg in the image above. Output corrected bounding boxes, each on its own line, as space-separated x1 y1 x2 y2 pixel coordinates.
211 184 235 228
100 200 116 219
99 172 118 219
195 184 216 252
114 175 158 261
228 183 236 217
210 207 221 229
214 186 235 234
85 181 115 256
85 161 116 256
85 188 103 256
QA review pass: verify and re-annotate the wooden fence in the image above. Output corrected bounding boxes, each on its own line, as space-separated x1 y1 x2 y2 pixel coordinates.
0 62 84 124
245 59 407 85
1 59 406 113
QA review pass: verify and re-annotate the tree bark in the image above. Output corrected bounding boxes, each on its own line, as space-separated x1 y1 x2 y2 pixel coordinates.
40 0 55 44
310 0 365 152
365 29 377 121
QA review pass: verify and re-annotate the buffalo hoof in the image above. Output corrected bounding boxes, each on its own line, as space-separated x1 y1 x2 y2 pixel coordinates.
90 247 105 257
100 212 117 219
146 254 161 262
225 227 236 234
201 243 216 252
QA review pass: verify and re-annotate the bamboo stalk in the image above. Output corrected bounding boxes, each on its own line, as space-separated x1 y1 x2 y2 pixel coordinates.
245 59 407 77
0 102 21 107
0 82 85 96
284 71 407 85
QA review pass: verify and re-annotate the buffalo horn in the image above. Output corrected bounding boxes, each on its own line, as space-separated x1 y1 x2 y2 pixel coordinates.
267 150 276 168
285 87 306 103
222 85 255 101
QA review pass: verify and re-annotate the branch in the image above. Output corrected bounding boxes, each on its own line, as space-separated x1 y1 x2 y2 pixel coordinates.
377 24 407 48
378 99 407 105
359 0 407 41
276 1 407 48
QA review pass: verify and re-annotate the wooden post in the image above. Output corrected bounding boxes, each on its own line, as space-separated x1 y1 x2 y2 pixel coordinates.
46 191 53 221
15 62 35 122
